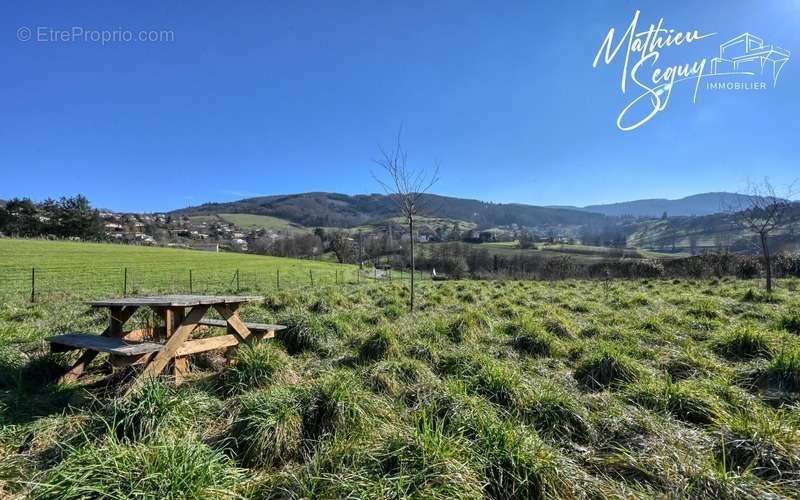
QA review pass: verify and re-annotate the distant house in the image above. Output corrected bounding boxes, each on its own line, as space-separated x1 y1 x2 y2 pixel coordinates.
230 238 248 251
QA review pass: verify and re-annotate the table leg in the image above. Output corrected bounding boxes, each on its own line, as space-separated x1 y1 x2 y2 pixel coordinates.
213 303 253 362
126 305 209 395
169 308 189 384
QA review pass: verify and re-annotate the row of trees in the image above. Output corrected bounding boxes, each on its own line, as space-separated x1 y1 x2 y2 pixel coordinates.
0 195 105 240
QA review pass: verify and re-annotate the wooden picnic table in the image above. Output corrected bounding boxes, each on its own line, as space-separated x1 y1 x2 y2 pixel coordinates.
48 294 284 393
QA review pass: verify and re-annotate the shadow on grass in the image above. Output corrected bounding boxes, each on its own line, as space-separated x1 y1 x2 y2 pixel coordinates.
0 350 86 425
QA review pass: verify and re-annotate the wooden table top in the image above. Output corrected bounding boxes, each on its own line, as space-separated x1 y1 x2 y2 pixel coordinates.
88 294 263 308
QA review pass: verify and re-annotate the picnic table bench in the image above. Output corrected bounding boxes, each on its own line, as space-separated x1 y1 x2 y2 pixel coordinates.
47 294 285 393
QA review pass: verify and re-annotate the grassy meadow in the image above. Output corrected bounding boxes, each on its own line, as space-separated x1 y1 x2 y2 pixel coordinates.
0 239 355 298
1 271 800 498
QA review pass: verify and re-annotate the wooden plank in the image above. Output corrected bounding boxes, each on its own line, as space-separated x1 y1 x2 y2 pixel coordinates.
58 305 140 384
129 305 209 393
169 307 189 383
198 317 287 332
109 306 124 337
212 304 252 343
88 295 262 308
47 334 164 356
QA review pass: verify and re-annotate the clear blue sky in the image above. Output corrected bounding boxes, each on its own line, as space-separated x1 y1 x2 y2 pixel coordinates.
2 1 798 212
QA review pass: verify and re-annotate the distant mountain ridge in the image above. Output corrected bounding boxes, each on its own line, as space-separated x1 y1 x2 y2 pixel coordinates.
575 192 759 218
173 192 608 228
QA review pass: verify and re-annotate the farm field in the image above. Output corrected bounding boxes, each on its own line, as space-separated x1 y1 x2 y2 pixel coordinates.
1 276 800 497
0 239 356 299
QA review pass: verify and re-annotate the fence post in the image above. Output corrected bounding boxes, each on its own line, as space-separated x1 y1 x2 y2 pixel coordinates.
309 270 314 286
30 267 35 303
236 269 240 292
123 267 128 296
189 269 193 294
276 269 280 290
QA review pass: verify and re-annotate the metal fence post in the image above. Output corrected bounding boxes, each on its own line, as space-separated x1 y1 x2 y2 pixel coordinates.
30 267 35 303
309 270 314 286
189 269 193 294
236 269 240 292
276 268 280 290
123 267 128 296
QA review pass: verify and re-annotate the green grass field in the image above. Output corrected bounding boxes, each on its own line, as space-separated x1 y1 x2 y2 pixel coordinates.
1 276 800 497
217 213 304 232
0 239 355 298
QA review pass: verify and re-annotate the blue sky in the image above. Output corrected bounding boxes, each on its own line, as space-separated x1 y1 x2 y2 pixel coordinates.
2 1 798 212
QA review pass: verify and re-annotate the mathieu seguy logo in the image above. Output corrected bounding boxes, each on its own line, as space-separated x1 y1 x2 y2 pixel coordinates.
592 10 790 131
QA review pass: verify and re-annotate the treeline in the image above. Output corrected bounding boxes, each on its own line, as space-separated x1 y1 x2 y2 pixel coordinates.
0 195 105 240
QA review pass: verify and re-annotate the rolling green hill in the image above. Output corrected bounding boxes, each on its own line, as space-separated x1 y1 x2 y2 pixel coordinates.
173 192 608 228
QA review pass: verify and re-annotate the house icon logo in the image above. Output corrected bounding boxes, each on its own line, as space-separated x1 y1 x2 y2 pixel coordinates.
709 33 790 86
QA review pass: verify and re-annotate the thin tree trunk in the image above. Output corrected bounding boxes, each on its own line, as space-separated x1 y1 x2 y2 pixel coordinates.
761 232 772 293
409 217 415 312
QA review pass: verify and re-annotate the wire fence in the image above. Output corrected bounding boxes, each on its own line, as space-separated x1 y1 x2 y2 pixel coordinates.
0 265 425 302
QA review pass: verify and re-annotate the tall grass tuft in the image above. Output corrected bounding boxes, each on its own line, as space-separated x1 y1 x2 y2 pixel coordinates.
302 373 376 449
445 308 490 343
374 413 485 498
718 409 800 482
32 434 241 499
221 342 295 395
573 345 641 390
504 317 560 357
357 326 399 363
278 310 334 354
107 379 219 442
626 378 725 426
231 386 304 468
520 383 592 443
712 326 772 361
778 311 800 335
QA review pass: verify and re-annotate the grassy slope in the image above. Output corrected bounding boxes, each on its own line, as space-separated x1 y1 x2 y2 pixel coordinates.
2 277 800 497
0 239 354 297
217 213 304 232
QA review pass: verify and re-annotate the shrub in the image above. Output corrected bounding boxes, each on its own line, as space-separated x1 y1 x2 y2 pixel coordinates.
221 342 295 395
736 257 762 279
32 435 241 499
573 346 641 390
231 386 304 468
712 326 772 361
